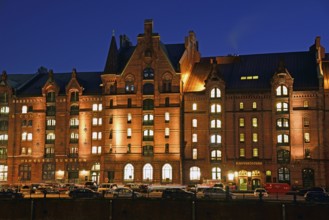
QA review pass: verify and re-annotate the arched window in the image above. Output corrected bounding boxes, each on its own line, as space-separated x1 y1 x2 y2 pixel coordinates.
46 92 56 102
210 88 221 98
276 85 288 96
211 150 221 161
162 163 172 182
190 166 201 180
211 134 221 144
143 129 154 141
210 119 221 128
70 91 79 102
212 167 221 180
70 118 79 128
162 74 172 93
277 134 289 144
124 163 134 181
143 163 153 181
277 150 290 163
276 118 289 129
278 167 290 183
125 76 135 93
143 67 154 80
211 104 221 113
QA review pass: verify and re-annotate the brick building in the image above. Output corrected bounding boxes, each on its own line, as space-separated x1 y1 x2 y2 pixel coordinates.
1 19 329 190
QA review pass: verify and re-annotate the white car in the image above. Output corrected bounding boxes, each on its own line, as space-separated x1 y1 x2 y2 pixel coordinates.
254 188 269 197
97 183 118 193
112 187 142 198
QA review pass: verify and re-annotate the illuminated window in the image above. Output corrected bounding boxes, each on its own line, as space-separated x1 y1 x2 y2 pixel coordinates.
165 112 170 122
125 80 135 93
192 133 197 143
239 102 244 110
276 118 289 129
210 88 221 98
252 102 257 109
253 148 259 157
239 118 245 127
22 105 27 114
192 149 197 160
211 134 221 144
22 132 33 141
92 103 103 111
277 134 289 144
143 130 154 141
92 118 102 126
127 113 132 123
212 167 221 180
252 118 258 127
211 150 222 161
210 119 221 128
42 163 55 180
127 128 132 138
211 104 221 113
0 165 8 181
304 133 310 143
92 132 102 140
192 119 197 128
143 114 154 125
165 128 170 138
190 166 200 180
0 107 9 114
69 118 78 128
192 103 197 111
276 85 288 96
21 147 26 155
124 163 134 181
240 148 245 157
19 164 31 181
239 133 245 142
143 67 154 80
276 102 289 112
162 163 172 181
92 146 102 154
253 133 258 142
143 163 153 181
303 101 309 108
0 134 8 141
278 167 290 183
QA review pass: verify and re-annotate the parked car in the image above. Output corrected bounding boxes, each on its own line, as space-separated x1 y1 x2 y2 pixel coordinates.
0 188 24 199
203 187 236 200
20 185 31 194
68 188 102 199
213 183 224 188
161 188 195 199
97 183 118 193
112 187 142 198
186 184 198 193
254 188 269 197
304 191 329 202
124 183 140 192
298 187 326 196
84 181 98 191
41 187 60 195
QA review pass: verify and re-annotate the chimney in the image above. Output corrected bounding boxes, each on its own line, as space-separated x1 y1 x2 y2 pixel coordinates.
144 19 153 37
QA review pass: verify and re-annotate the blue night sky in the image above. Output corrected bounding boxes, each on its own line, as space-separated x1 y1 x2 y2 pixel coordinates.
0 0 328 74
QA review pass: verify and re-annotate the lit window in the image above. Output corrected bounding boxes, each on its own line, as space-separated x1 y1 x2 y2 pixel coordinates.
162 164 172 181
192 119 197 128
143 114 154 125
240 148 245 157
277 134 289 144
69 118 78 127
143 163 153 181
22 132 27 141
239 133 245 142
0 134 8 140
92 146 102 154
165 128 170 138
239 102 244 110
252 118 258 127
92 118 102 126
276 102 288 112
212 167 221 180
210 88 221 98
47 133 56 140
276 118 289 128
211 134 221 144
303 101 309 108
92 132 102 140
22 105 27 114
192 133 197 143
192 103 197 111
211 104 221 113
253 133 258 142
239 118 245 127
210 119 221 128
276 85 288 96
127 128 132 138
0 107 9 114
124 163 134 181
253 148 259 157
192 149 197 160
190 166 200 180
252 102 257 109
304 133 310 143
165 112 170 122
211 150 222 161
0 165 8 181
278 167 290 183
127 113 132 123
92 103 103 111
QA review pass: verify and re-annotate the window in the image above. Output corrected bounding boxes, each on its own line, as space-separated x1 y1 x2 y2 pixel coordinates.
210 119 221 128
124 163 134 181
239 118 245 127
253 133 258 143
162 163 172 182
303 101 309 108
143 83 154 95
165 128 170 138
128 98 132 108
47 119 56 129
0 148 7 159
27 120 32 126
0 120 8 130
165 143 169 153
92 146 102 154
46 92 56 102
277 150 290 163
162 79 172 93
127 144 131 153
192 103 197 111
211 134 221 144
143 67 154 80
70 91 79 102
143 130 154 141
42 163 55 180
210 88 221 98
305 148 311 158
92 132 102 140
143 114 154 125
165 112 170 122
0 164 8 181
239 102 244 110
277 134 289 144
192 119 197 128
127 113 132 123
46 132 56 143
70 105 79 115
92 103 102 111
276 85 288 96
0 134 8 144
142 145 154 156
278 167 290 183
67 163 79 180
303 118 309 127
277 118 289 129
252 102 257 110
69 147 78 157
192 149 197 160
252 118 258 127
44 147 54 158
276 102 289 112
0 93 7 103
240 148 245 157
92 118 102 126
143 163 153 181
143 99 154 110
127 128 132 138
253 148 259 157
165 97 170 107
125 81 135 93
190 166 201 180
211 104 221 113
239 133 245 142
69 118 78 128
192 133 197 143
19 164 31 181
211 150 221 161
22 132 32 141
22 105 27 114
212 167 221 180
21 147 26 155
304 133 310 143
0 106 9 114
46 106 56 116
